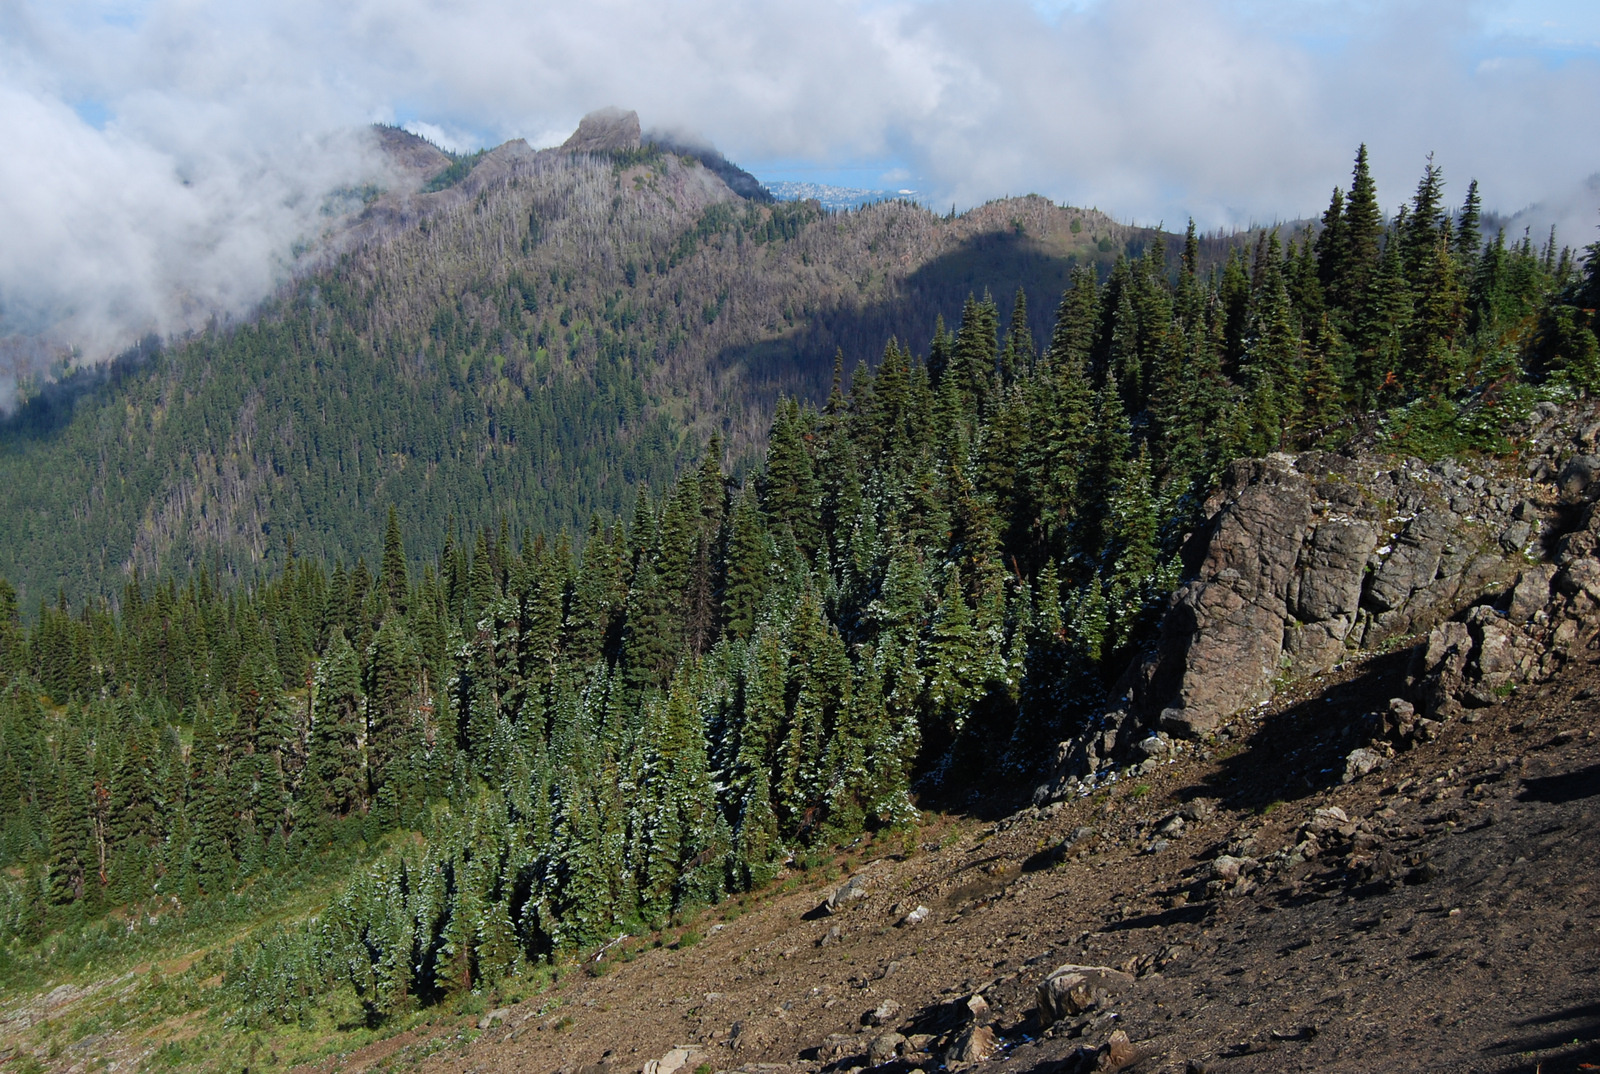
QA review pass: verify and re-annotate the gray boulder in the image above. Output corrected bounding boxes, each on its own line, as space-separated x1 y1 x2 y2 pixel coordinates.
1036 964 1135 1026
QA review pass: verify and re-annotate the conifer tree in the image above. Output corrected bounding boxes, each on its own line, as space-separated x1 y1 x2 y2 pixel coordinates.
49 744 91 903
733 765 781 889
309 630 365 819
1336 144 1385 324
186 708 236 895
109 718 159 901
761 401 822 558
1000 287 1035 384
1401 156 1448 285
563 517 619 668
468 532 497 622
952 292 1000 414
721 489 772 641
922 573 980 738
1408 236 1466 394
381 506 409 615
1237 259 1304 450
0 579 20 684
1047 267 1098 374
1314 187 1347 294
365 618 420 800
1076 383 1132 570
1456 179 1482 268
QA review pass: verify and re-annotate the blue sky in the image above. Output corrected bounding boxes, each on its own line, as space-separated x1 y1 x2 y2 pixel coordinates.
737 0 1600 197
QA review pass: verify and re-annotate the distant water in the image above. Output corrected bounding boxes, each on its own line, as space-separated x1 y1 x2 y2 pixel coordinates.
764 180 919 211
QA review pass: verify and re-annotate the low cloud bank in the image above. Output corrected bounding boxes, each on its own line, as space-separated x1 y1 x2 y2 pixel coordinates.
1 0 1596 402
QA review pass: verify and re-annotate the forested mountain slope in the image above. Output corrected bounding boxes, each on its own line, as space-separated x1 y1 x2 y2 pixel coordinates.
0 146 1595 1072
0 128 1143 608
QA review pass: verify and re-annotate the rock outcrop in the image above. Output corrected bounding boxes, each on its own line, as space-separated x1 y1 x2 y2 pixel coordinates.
561 107 643 153
1037 415 1588 799
1142 451 1534 734
1411 500 1600 717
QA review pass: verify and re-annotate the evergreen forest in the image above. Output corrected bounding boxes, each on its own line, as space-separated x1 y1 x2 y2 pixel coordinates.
0 147 1597 1042
0 143 1139 611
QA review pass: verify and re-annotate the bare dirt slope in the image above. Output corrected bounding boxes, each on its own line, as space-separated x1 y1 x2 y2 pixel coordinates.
338 645 1600 1074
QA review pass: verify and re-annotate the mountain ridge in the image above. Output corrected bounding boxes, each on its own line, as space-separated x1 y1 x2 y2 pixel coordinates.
0 132 1161 608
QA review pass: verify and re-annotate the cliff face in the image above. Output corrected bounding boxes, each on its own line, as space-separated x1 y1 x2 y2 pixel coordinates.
1143 450 1539 738
1038 406 1600 800
560 107 643 152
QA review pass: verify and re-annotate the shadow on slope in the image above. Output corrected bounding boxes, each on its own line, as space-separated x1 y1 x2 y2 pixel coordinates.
709 228 1108 411
1193 649 1418 813
0 336 162 446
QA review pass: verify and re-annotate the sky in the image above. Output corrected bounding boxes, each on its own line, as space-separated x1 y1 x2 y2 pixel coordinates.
1 0 1598 387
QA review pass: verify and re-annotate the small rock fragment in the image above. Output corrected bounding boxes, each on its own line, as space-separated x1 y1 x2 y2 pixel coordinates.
824 873 871 914
862 1000 900 1027
1179 798 1215 822
1343 747 1384 783
868 1031 906 1064
1135 734 1169 759
1036 964 1135 1026
642 1047 702 1074
946 1024 999 1064
1204 855 1256 883
1307 805 1349 833
898 905 931 927
1101 1029 1141 1071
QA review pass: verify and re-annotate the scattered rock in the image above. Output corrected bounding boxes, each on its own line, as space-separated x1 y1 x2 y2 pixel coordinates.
641 1046 702 1074
1307 805 1349 833
867 1031 906 1064
1100 1029 1142 1071
1134 734 1169 759
1036 964 1135 1026
1558 454 1600 501
477 1006 513 1030
1179 799 1216 822
818 1033 865 1062
1343 747 1385 783
897 905 930 927
825 873 871 915
862 1000 900 1028
1203 855 1257 884
965 993 991 1022
1508 565 1557 624
946 1024 1000 1064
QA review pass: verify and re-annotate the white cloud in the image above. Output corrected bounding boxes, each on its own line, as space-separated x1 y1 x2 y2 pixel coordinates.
1 0 1597 398
401 121 471 154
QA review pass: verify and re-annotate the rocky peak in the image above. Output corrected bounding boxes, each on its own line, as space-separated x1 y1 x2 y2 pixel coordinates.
372 125 453 184
560 107 642 153
645 128 773 202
